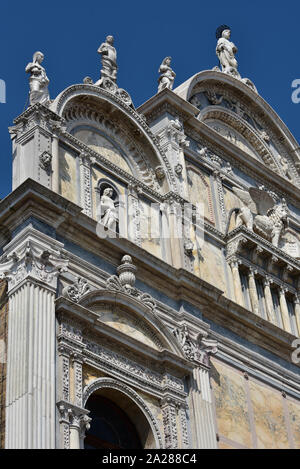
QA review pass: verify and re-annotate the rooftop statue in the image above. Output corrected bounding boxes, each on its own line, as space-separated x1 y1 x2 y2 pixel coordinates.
98 35 117 83
158 56 176 92
25 51 50 106
216 25 240 78
214 25 257 93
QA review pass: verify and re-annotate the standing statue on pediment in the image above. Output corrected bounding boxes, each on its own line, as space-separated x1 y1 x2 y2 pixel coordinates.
100 187 119 231
25 51 50 106
98 35 118 83
158 57 176 92
216 26 240 78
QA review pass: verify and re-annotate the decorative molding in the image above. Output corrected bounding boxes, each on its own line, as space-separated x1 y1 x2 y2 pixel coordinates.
106 255 157 311
83 377 163 449
62 277 90 303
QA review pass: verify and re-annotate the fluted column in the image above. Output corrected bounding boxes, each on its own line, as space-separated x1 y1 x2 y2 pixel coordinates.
190 366 218 449
0 230 68 449
279 287 291 333
294 296 300 337
230 258 244 306
263 277 276 324
248 268 259 315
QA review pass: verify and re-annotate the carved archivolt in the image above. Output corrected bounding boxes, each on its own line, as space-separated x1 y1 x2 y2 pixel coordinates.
50 85 178 191
83 377 163 448
200 107 280 172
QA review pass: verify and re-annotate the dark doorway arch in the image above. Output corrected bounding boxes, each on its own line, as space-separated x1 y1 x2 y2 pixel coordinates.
84 394 142 449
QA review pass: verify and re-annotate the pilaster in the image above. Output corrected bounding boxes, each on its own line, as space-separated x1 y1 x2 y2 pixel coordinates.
0 227 68 448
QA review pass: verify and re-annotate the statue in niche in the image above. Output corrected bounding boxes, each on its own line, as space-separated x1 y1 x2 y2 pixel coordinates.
231 186 288 247
100 187 119 231
98 35 117 83
216 25 240 78
25 51 50 105
158 57 176 92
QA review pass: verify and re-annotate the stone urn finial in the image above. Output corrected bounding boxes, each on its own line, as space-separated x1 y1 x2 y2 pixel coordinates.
117 255 137 289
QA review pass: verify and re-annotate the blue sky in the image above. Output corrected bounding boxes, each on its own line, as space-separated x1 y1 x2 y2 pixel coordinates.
0 0 299 199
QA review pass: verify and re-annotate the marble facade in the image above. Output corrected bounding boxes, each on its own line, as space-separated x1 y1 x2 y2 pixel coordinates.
0 36 300 449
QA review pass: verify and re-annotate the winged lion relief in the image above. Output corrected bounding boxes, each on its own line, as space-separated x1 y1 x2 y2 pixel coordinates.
229 186 289 248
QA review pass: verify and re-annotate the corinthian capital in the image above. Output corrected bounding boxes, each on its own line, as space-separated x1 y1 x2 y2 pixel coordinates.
0 236 68 292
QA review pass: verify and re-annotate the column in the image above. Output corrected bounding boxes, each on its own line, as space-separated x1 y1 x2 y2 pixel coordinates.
294 295 300 337
0 231 68 448
279 287 292 333
248 268 259 315
230 258 244 306
263 277 276 324
190 366 218 449
57 402 90 449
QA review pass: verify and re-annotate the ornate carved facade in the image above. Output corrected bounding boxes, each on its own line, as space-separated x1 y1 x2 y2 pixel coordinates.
1 37 300 449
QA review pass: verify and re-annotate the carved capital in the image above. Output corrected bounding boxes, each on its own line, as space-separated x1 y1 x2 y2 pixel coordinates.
0 239 68 292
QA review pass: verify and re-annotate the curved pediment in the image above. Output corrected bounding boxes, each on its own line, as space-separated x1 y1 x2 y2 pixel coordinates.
174 71 300 185
50 85 178 193
78 289 182 355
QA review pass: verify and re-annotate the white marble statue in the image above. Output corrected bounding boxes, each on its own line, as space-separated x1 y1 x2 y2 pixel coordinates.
158 57 176 92
216 26 240 78
98 35 117 83
25 51 50 105
232 187 288 247
100 187 119 231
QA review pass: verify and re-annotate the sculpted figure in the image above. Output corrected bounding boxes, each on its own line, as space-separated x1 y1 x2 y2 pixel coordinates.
98 35 117 83
232 187 288 247
279 156 293 181
216 26 240 78
25 51 50 105
158 57 176 92
100 187 119 231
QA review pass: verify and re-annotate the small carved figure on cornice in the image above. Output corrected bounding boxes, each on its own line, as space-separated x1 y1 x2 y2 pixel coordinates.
25 51 50 106
206 90 223 106
260 130 270 143
158 57 176 93
184 239 194 257
279 156 293 181
83 76 94 85
98 35 117 83
173 324 196 361
174 163 183 177
231 186 289 247
155 166 165 181
62 277 90 303
190 95 202 109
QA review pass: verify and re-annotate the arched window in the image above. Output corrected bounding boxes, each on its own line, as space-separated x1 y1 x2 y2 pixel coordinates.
84 394 142 449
